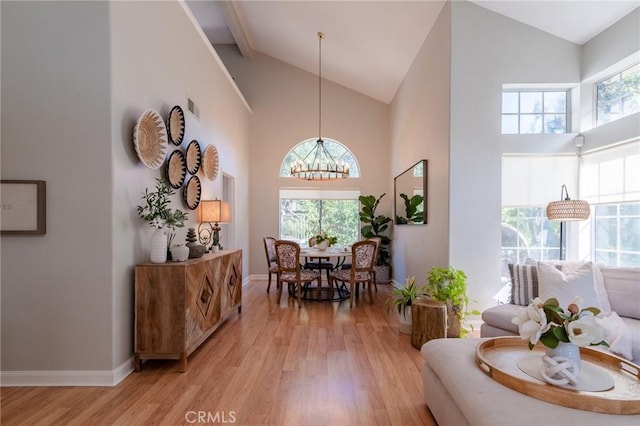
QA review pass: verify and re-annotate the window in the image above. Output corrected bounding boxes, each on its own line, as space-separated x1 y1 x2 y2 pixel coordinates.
502 90 568 134
279 190 360 247
596 63 640 126
280 138 360 178
501 207 561 265
594 202 640 267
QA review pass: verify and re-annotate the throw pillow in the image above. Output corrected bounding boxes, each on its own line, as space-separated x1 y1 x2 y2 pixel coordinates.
537 261 601 311
509 264 538 306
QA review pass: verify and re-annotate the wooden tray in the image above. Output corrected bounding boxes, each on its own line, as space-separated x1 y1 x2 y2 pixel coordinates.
475 337 640 415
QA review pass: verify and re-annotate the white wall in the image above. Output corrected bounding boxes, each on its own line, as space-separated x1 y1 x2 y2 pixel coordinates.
1 0 251 381
449 1 582 310
216 47 390 276
110 1 251 369
1 1 113 371
389 1 450 285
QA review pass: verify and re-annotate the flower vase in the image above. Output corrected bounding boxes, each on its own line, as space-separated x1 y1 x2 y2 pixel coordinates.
545 342 581 371
150 228 167 263
316 240 329 251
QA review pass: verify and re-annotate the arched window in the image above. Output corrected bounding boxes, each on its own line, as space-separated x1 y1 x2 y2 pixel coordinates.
279 138 360 178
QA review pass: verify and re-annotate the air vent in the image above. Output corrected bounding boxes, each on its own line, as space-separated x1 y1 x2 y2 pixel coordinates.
187 97 199 120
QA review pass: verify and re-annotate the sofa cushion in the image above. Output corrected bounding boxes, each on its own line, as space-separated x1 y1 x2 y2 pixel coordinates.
620 316 640 363
508 264 538 306
601 267 640 319
538 261 601 310
481 303 522 334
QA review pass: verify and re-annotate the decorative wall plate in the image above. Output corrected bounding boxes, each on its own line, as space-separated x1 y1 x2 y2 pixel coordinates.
133 109 168 169
184 175 202 210
166 150 187 189
167 105 185 146
202 144 219 181
186 140 202 175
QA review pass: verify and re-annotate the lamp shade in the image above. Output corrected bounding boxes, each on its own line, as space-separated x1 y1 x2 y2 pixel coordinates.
199 200 231 223
546 199 590 221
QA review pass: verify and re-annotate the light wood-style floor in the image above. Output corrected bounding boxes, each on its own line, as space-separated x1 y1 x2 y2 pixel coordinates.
1 279 436 425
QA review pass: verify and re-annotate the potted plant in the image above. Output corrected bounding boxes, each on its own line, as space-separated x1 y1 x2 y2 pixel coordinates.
359 193 392 282
137 178 188 262
426 266 480 337
312 231 338 250
386 276 426 334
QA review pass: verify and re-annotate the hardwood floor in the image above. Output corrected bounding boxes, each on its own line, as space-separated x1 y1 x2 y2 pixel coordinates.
1 280 436 425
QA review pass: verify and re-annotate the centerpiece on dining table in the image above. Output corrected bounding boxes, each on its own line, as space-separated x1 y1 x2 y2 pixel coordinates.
311 231 338 251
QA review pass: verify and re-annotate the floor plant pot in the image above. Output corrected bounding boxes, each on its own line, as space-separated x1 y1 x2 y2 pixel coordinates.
399 306 412 334
446 302 463 338
375 265 390 283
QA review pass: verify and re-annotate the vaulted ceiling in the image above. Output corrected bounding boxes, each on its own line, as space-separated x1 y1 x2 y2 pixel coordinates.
187 1 639 104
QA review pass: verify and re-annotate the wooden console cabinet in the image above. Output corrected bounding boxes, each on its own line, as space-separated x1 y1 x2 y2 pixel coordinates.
134 249 242 372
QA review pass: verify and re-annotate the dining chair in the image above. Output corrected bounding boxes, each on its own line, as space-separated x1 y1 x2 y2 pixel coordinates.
328 240 377 308
304 237 334 283
275 240 321 305
263 236 279 293
368 237 381 292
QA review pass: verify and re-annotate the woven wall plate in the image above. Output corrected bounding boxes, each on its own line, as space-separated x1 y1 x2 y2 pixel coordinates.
186 140 202 175
202 144 219 181
183 175 201 210
133 109 168 169
166 150 187 189
167 105 185 146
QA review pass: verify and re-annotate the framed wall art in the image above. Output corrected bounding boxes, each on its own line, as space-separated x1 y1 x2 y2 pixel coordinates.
1 180 47 234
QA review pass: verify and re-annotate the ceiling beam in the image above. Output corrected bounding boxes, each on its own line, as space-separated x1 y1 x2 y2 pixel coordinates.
221 1 253 58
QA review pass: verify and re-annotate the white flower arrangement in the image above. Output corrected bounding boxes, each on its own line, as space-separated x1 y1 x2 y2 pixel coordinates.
511 297 609 350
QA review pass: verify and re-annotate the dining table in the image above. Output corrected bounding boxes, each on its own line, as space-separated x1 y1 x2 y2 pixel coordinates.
299 247 352 301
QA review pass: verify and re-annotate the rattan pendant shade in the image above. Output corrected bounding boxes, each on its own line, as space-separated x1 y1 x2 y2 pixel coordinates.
546 199 590 221
546 184 590 221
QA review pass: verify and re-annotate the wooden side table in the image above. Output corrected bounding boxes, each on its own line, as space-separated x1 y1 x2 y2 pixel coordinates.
411 297 446 349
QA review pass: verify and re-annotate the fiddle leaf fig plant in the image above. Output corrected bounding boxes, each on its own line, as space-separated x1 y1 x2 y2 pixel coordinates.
396 193 424 224
359 193 392 266
426 266 481 337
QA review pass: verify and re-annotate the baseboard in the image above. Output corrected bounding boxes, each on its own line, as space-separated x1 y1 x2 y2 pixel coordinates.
1 356 134 387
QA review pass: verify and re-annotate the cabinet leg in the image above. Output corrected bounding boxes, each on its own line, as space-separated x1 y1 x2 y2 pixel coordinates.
134 354 141 372
180 353 187 373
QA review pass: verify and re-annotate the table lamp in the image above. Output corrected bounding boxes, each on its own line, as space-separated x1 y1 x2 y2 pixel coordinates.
198 199 231 252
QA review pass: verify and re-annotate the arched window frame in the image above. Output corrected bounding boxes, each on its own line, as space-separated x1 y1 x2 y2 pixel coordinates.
279 137 360 178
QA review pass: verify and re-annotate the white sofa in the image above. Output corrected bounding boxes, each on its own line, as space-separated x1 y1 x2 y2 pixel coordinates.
421 338 640 425
481 265 640 363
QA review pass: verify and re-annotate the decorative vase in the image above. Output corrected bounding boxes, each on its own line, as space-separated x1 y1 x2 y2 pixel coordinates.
316 240 329 251
399 306 412 334
170 244 190 262
150 228 167 263
541 342 581 386
545 342 581 371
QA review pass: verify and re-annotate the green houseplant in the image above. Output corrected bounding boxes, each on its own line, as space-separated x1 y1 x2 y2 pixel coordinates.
396 193 424 224
136 178 188 248
386 276 426 333
426 266 480 337
359 193 392 282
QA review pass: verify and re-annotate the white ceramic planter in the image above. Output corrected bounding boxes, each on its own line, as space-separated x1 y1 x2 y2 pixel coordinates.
150 228 167 263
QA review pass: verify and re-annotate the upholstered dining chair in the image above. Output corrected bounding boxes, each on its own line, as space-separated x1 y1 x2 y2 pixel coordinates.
328 240 377 308
275 240 321 305
263 236 279 293
304 237 334 283
368 237 381 292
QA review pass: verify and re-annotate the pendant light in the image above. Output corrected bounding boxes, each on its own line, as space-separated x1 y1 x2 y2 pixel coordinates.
290 32 349 181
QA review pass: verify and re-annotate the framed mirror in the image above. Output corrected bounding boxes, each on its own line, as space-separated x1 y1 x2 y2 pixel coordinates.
394 160 427 224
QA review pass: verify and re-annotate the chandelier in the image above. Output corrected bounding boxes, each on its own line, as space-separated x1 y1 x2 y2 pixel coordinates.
290 32 350 181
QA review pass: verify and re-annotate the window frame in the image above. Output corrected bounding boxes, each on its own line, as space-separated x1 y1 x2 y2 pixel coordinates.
595 62 640 126
592 201 640 267
501 89 571 134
